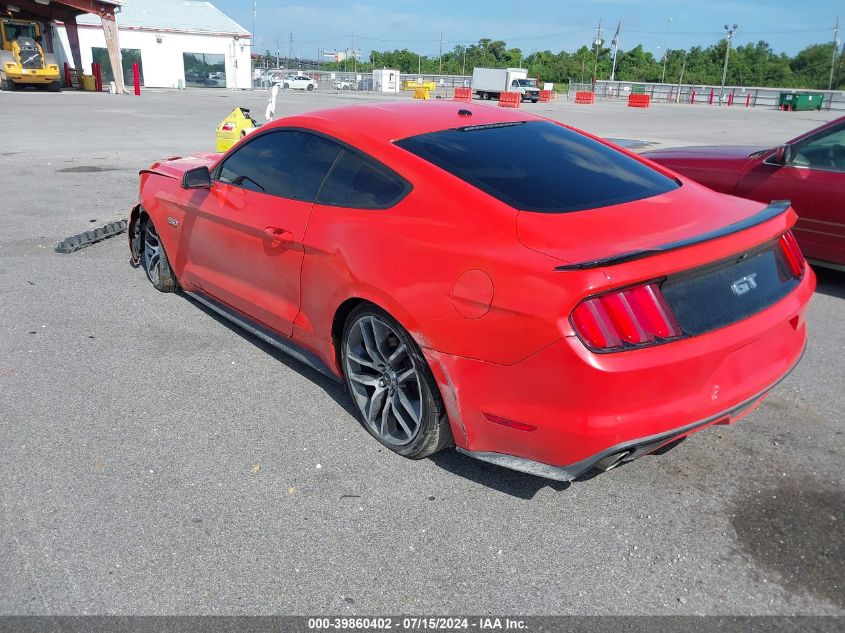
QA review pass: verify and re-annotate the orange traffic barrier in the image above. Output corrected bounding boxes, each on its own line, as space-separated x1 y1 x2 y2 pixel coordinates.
498 91 520 108
574 91 594 104
453 87 472 102
627 93 650 108
539 90 553 102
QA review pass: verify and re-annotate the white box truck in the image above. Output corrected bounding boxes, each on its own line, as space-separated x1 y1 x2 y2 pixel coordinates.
472 67 540 102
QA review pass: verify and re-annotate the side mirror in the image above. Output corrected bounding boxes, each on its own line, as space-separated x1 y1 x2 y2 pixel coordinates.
182 166 212 189
773 144 793 165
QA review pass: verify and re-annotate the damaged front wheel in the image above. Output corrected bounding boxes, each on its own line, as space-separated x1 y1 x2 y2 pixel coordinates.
142 219 178 293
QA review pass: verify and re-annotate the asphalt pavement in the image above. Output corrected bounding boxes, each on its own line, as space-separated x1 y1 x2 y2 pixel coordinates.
0 88 842 616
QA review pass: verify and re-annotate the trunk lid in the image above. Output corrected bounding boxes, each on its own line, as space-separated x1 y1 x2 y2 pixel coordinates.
516 180 766 266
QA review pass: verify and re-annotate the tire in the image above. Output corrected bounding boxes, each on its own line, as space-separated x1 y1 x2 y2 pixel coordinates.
307 83 314 91
283 82 289 89
531 98 538 103
341 305 453 459
0 76 15 91
48 81 61 92
141 217 178 293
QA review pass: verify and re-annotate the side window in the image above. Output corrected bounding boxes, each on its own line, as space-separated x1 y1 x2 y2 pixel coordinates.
216 130 342 201
316 150 408 208
792 123 845 172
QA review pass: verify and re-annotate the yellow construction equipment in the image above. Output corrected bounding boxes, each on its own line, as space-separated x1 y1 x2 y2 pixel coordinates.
0 18 61 91
215 107 258 152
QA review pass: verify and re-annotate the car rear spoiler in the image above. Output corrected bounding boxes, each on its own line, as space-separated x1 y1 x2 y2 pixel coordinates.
554 200 791 271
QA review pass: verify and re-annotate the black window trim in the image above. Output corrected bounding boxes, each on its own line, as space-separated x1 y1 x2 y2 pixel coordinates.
211 126 413 210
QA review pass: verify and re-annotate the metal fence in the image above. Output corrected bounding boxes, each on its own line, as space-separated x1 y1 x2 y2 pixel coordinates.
251 68 474 97
591 80 845 111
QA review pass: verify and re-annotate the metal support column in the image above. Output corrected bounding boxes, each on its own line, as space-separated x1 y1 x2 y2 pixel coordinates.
100 14 125 93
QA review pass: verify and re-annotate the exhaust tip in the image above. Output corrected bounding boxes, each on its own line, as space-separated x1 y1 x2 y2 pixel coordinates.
594 451 630 472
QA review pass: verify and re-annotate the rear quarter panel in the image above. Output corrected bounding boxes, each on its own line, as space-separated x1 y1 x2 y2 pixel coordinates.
298 141 610 366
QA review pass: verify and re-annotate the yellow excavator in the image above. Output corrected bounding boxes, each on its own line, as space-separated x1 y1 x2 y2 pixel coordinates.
0 18 61 91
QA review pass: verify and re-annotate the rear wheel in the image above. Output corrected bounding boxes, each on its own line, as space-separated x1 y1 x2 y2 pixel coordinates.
48 81 61 92
342 306 452 459
0 76 15 91
307 83 314 91
283 82 290 89
141 218 178 293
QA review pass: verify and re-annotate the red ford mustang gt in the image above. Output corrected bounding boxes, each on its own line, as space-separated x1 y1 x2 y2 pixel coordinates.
643 116 845 269
129 101 814 481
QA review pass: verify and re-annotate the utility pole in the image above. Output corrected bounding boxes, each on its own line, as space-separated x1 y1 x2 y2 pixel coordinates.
719 23 738 106
351 31 356 73
829 16 840 91
439 32 443 74
288 31 293 68
274 36 280 69
252 2 256 52
661 17 673 83
610 21 621 82
462 46 466 75
592 18 602 82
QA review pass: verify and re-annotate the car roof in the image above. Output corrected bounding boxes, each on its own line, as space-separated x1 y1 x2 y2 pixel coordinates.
265 100 538 143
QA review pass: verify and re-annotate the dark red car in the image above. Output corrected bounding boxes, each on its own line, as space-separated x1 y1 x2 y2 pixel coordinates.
129 101 814 481
644 116 845 269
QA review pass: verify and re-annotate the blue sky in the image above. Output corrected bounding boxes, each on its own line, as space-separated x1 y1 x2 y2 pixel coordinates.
214 1 841 60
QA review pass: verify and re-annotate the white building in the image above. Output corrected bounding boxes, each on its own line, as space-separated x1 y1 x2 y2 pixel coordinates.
54 0 251 89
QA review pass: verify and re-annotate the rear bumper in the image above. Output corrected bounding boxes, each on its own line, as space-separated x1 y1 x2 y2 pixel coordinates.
425 268 815 479
455 347 802 481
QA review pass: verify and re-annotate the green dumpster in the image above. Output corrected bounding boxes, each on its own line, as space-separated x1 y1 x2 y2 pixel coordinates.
779 92 823 111
632 84 646 94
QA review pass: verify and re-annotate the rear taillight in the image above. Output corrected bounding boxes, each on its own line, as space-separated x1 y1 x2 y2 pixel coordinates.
779 231 805 278
571 282 682 351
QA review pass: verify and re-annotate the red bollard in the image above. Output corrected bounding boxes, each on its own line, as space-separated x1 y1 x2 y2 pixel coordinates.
745 94 751 107
133 62 140 96
64 62 72 87
709 89 714 106
727 92 734 106
690 89 696 104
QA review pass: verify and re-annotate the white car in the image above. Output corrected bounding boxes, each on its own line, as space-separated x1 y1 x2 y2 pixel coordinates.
334 79 356 90
280 75 316 91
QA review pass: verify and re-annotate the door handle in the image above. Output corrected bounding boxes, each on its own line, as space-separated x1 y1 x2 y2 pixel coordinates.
264 227 293 241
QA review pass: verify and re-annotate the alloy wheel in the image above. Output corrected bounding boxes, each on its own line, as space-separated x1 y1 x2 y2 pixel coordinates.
143 221 161 285
344 315 423 446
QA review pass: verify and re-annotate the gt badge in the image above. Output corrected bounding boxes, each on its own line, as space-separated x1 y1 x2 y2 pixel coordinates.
730 273 758 296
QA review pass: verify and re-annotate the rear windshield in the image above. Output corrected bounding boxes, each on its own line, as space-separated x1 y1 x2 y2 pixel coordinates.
395 121 679 213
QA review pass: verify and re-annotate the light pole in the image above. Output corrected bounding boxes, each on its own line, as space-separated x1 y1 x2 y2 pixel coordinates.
829 16 840 91
661 17 673 83
719 23 738 105
592 18 602 82
610 21 621 82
